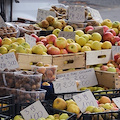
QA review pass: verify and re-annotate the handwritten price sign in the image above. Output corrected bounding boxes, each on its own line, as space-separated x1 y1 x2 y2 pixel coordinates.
73 90 98 112
58 31 75 40
25 34 36 48
20 101 48 120
0 52 19 71
53 79 77 94
68 5 85 23
0 16 6 28
57 68 98 88
36 9 56 23
112 97 120 109
112 46 120 59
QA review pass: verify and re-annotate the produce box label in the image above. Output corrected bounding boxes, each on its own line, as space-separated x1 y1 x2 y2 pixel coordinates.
53 79 78 94
58 31 75 40
0 16 6 28
0 52 19 71
87 7 103 23
112 46 120 60
20 100 49 120
36 9 56 23
68 5 85 23
57 68 98 88
25 34 36 48
112 97 120 109
73 90 98 112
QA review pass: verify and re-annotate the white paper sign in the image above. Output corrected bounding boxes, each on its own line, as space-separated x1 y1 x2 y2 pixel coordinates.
58 31 75 40
73 90 98 113
0 52 19 71
0 16 6 28
87 8 103 23
68 5 85 23
57 68 98 88
53 79 78 94
112 97 120 109
20 101 49 120
25 34 36 48
112 46 120 60
36 9 56 23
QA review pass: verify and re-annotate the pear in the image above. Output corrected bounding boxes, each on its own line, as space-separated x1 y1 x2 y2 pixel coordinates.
46 15 55 25
21 42 30 48
0 46 8 54
16 45 26 53
8 43 18 51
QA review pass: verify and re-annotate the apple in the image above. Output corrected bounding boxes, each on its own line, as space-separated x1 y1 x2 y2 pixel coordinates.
75 35 79 42
52 28 61 37
63 25 73 32
38 44 47 52
99 96 111 104
94 67 101 71
75 36 87 46
47 115 55 120
85 106 95 112
74 30 84 37
117 57 120 64
112 28 119 35
81 34 89 42
54 37 67 49
32 45 43 54
0 37 2 46
101 41 112 49
46 34 57 44
59 113 69 120
2 38 12 45
47 46 60 55
31 34 40 42
53 98 67 110
91 41 101 50
103 32 114 41
102 25 109 34
117 41 120 46
67 39 75 44
112 21 120 28
85 26 94 33
66 43 78 53
0 46 8 54
101 19 112 28
114 53 120 62
100 65 109 71
39 36 46 41
60 49 68 54
81 46 91 52
41 38 47 46
46 44 54 49
107 29 116 36
107 63 115 67
36 41 44 45
91 32 102 42
111 36 120 45
107 67 116 72
73 43 81 52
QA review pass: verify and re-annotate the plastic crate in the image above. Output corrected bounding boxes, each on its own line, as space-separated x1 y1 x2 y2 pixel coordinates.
0 114 11 120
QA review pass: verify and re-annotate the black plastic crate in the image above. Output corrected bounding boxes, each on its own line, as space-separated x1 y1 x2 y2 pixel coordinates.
39 30 53 36
0 95 15 118
0 114 11 120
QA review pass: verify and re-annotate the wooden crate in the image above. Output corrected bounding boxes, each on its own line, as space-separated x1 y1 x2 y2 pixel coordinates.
95 70 120 89
16 52 85 71
86 49 112 66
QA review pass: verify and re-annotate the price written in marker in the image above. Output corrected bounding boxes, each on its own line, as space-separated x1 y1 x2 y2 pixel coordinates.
112 97 120 109
20 101 49 120
0 16 6 28
58 31 75 40
0 52 19 71
68 5 85 23
53 79 78 94
36 9 56 23
73 90 98 113
57 68 98 88
112 46 120 59
25 34 36 48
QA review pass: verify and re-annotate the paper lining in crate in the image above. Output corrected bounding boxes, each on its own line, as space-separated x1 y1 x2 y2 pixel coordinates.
95 70 120 89
86 49 112 68
16 52 86 71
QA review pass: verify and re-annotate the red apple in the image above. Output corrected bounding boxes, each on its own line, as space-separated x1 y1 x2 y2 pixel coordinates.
117 57 120 64
114 53 120 62
41 38 47 46
46 34 57 44
0 37 2 46
54 37 67 49
85 26 94 33
116 68 120 72
103 32 114 41
46 44 54 49
107 29 116 36
111 36 120 45
47 46 60 55
66 43 78 53
31 34 40 42
100 65 109 71
102 25 109 34
60 49 68 54
36 41 44 45
39 36 46 41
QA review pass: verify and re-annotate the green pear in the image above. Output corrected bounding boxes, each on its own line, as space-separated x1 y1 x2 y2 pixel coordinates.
59 113 69 120
8 43 18 51
21 42 30 48
16 45 26 53
47 115 54 120
13 115 23 120
0 46 8 54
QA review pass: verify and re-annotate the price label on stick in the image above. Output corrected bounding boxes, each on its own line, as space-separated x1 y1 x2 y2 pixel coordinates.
0 16 6 27
20 101 49 120
25 34 36 48
58 31 75 40
68 5 85 23
112 97 120 109
0 52 19 71
73 90 98 113
57 68 98 88
36 9 56 23
53 79 78 94
112 46 120 60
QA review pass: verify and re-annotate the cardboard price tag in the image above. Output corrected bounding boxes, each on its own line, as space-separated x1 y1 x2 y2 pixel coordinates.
112 97 120 109
112 46 120 60
68 5 85 23
25 34 36 48
36 9 56 23
20 101 49 120
0 52 19 71
73 90 98 113
57 68 98 88
53 79 78 94
87 8 103 23
58 31 75 40
0 16 6 28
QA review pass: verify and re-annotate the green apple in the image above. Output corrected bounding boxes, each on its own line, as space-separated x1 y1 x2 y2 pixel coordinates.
38 44 47 52
2 38 12 45
47 115 55 120
74 30 84 37
91 32 102 42
67 39 75 44
21 42 30 48
66 43 78 53
107 67 116 72
85 106 96 113
16 45 26 53
81 46 91 52
59 113 69 120
0 46 8 54
73 43 81 52
76 37 87 46
13 115 23 120
91 41 101 50
103 103 114 110
52 28 61 37
112 21 120 28
8 43 18 51
63 25 73 32
1 44 9 49
32 45 43 54
81 34 89 42
16 37 25 44
93 107 104 113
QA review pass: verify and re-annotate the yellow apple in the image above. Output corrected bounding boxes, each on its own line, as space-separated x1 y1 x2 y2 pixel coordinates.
75 36 87 46
75 35 79 41
63 25 73 32
87 40 94 44
38 44 47 52
25 48 32 54
91 32 102 42
32 45 44 54
81 46 91 52
81 34 89 42
0 46 8 54
52 28 61 37
16 37 25 44
2 38 12 45
67 39 75 44
101 41 112 49
74 30 84 37
101 19 112 28
73 43 81 52
112 21 120 28
91 41 101 50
